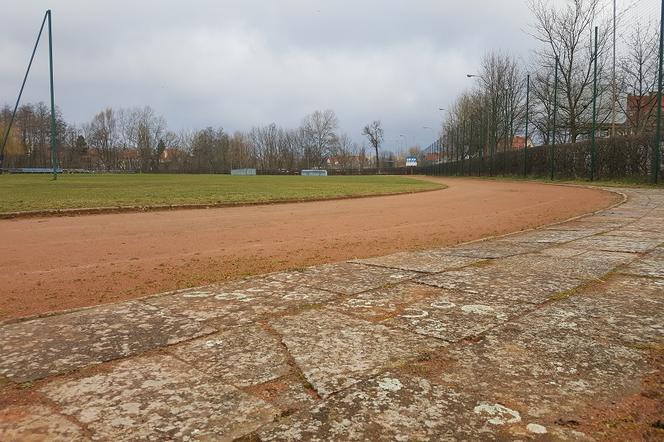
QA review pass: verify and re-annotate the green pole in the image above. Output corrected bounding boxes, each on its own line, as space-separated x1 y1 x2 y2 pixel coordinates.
524 74 530 177
551 56 559 180
47 10 57 180
653 0 663 184
491 97 496 177
456 125 460 176
591 26 598 181
485 95 490 176
461 119 466 175
503 90 508 176
0 11 49 173
469 119 474 176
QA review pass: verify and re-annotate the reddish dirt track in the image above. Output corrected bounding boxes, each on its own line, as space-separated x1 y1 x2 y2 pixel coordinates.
0 178 620 321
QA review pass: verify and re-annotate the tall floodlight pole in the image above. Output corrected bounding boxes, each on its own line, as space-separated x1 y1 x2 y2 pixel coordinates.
0 11 50 174
612 0 617 137
591 26 599 182
653 0 664 184
47 10 57 180
551 56 559 181
524 74 530 177
503 87 509 176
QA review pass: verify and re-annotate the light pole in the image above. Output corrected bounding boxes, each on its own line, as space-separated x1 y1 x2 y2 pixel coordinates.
653 0 663 184
400 134 408 152
1 10 57 178
611 0 617 137
524 74 530 177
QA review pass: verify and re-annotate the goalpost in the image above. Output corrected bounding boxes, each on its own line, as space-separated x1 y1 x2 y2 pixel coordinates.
0 9 58 180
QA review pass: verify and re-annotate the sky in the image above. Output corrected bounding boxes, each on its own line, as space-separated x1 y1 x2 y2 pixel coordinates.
0 0 587 150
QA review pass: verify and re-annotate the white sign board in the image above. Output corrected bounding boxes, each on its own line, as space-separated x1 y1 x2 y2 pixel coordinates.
405 157 418 167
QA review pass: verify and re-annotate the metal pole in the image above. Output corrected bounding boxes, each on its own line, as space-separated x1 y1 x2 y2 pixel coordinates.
591 26 598 182
455 126 459 176
484 95 490 177
524 74 530 177
0 11 49 173
653 0 664 184
491 97 496 177
551 56 559 181
612 0 616 137
48 10 57 180
503 89 508 176
461 119 466 175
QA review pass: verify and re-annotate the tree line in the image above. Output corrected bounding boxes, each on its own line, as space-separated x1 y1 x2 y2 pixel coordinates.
0 101 400 173
438 0 661 170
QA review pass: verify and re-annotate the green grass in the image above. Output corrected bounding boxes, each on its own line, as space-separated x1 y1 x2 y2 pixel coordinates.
0 174 444 213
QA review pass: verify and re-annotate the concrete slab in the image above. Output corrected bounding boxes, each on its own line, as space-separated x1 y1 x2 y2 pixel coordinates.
543 220 617 233
384 288 536 342
270 309 444 397
41 355 278 441
533 275 664 347
169 324 290 387
501 228 595 244
0 301 212 382
535 246 589 258
439 315 646 419
331 282 444 322
145 276 338 327
446 240 544 259
351 250 483 273
608 229 664 241
495 251 635 280
258 373 505 441
565 234 661 254
242 374 320 416
620 248 664 279
270 263 417 295
0 405 86 442
418 265 585 304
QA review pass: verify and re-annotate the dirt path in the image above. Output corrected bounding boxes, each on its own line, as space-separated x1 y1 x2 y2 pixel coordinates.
0 178 619 321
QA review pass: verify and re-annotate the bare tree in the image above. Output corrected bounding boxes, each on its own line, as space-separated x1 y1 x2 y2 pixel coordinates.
362 120 383 172
617 23 660 134
84 108 119 170
529 0 611 142
329 133 358 169
301 110 339 168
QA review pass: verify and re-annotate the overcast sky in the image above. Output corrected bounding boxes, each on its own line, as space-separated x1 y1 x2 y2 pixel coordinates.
2 0 568 149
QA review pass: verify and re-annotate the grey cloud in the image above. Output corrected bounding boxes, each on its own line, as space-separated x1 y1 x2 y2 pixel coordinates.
1 0 559 148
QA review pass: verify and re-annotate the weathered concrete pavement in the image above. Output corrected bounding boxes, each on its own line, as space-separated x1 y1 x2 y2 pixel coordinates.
1 186 663 441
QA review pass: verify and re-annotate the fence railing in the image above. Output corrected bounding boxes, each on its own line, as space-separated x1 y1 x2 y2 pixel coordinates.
420 134 660 183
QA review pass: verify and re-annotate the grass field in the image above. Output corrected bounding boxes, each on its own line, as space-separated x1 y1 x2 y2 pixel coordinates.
0 174 444 213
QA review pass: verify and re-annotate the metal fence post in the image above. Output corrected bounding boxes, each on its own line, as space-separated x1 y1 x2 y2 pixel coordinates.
47 10 58 180
0 11 49 173
524 74 530 177
551 56 559 180
591 26 598 182
654 0 663 184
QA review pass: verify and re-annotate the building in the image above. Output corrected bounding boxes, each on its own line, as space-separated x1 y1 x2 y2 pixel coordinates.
497 136 534 150
625 92 663 134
